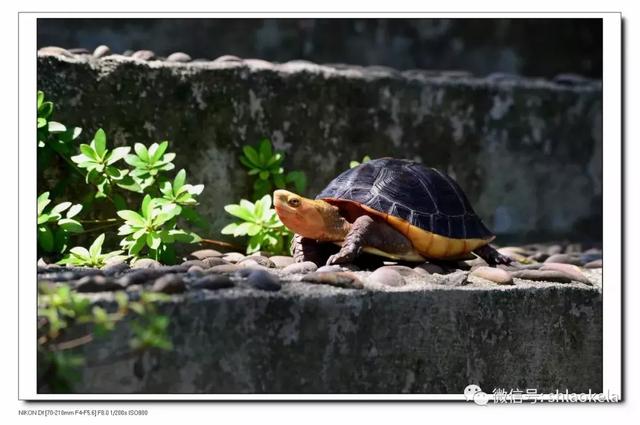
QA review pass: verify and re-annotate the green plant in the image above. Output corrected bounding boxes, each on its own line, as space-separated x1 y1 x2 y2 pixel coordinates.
124 141 176 191
58 234 127 267
350 155 371 169
37 192 84 254
240 138 307 198
221 195 290 254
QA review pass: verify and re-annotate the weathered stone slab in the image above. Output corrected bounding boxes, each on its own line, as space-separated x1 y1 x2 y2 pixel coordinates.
37 54 602 242
71 280 602 394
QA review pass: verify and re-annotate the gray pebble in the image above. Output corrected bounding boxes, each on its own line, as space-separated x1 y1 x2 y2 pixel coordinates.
223 252 246 263
187 265 205 275
316 265 343 273
201 257 228 268
38 46 74 58
93 45 111 58
545 254 583 266
213 55 241 62
181 259 206 268
122 50 134 56
190 274 233 290
528 252 549 262
167 52 192 62
301 272 364 289
380 265 421 278
118 269 164 286
584 259 603 269
152 274 186 294
157 265 189 273
187 249 223 260
239 256 275 268
368 267 405 287
208 264 241 274
102 262 130 276
282 261 318 274
270 255 295 268
69 47 90 54
580 253 602 264
540 263 591 284
511 270 572 283
246 269 281 291
470 267 513 285
432 271 468 286
546 245 564 256
132 50 156 61
132 258 161 269
74 275 124 293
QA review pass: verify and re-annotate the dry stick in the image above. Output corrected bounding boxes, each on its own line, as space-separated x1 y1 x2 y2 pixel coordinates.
200 238 244 251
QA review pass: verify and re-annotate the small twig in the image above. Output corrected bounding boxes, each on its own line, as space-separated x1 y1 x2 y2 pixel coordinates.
77 218 120 224
200 238 244 251
51 333 93 351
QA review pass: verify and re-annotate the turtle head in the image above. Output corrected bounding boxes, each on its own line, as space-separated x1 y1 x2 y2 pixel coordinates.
273 190 349 241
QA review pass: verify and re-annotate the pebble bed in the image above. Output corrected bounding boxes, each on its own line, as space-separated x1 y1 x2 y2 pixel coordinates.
37 244 603 299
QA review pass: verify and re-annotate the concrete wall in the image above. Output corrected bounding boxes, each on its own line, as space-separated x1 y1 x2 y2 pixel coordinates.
37 54 602 244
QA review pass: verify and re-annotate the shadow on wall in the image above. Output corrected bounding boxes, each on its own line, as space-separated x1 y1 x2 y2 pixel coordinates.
37 18 602 78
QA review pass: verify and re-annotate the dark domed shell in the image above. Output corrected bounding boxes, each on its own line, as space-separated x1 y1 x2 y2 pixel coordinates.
316 158 493 240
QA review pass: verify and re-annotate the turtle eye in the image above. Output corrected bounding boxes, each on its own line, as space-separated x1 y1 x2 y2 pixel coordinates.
288 198 301 208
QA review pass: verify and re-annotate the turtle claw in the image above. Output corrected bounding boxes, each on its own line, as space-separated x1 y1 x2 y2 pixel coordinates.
326 252 354 266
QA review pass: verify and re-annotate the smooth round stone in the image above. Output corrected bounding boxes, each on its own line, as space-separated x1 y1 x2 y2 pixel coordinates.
528 252 549 262
239 256 275 268
565 243 583 254
132 50 156 61
540 263 591 284
465 258 488 269
187 265 204 275
131 258 161 269
167 52 192 62
152 274 186 294
432 271 468 286
104 256 127 267
270 256 295 268
470 266 514 285
368 267 406 287
301 272 364 289
546 245 564 256
497 262 542 271
190 274 233 290
316 265 343 273
69 47 90 54
414 262 445 275
208 264 241 274
38 46 74 57
102 262 130 276
158 265 189 273
497 248 527 262
584 259 603 269
246 270 281 291
201 257 228 268
74 275 124 293
123 49 134 56
37 258 47 267
511 270 572 283
222 252 246 263
282 261 318 274
580 252 602 264
117 269 164 286
247 251 273 258
213 55 241 62
181 259 206 268
187 249 223 260
383 265 422 278
545 254 582 266
93 44 111 58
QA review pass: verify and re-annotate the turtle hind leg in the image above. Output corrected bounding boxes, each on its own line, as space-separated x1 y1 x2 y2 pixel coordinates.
292 234 338 266
473 244 513 266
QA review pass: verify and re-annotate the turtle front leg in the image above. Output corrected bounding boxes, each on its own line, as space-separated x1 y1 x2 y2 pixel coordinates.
326 215 415 266
473 244 513 266
292 234 337 266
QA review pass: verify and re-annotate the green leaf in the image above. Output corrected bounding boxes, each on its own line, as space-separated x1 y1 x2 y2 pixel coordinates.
69 246 90 260
224 203 255 222
38 101 53 119
242 145 260 167
105 166 126 179
173 169 186 193
151 141 168 162
124 154 146 168
220 223 238 235
107 146 131 165
37 118 47 128
37 192 51 215
93 129 107 159
48 121 66 133
129 236 146 256
259 170 270 180
147 232 161 250
89 234 105 259
286 171 307 193
115 176 143 193
37 214 50 225
134 143 149 162
187 184 204 195
246 223 262 236
141 195 153 219
50 202 71 216
168 230 201 243
117 210 145 227
349 160 360 169
66 204 82 218
79 144 98 161
37 91 44 109
258 138 273 164
38 225 54 252
58 218 84 233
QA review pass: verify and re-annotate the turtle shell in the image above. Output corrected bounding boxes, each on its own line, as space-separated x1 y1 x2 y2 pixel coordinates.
316 158 494 258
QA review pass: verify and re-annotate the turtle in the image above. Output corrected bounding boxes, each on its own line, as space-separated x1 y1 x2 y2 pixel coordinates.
273 158 512 267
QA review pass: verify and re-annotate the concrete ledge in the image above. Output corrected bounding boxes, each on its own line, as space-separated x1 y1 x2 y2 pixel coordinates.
37 54 602 242
73 276 602 394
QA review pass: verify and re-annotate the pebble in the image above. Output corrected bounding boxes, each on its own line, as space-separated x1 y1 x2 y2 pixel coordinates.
497 263 542 271
167 52 192 62
316 265 344 273
246 270 281 291
584 259 603 269
511 270 572 283
470 267 514 285
497 248 528 263
201 257 228 268
368 267 406 287
37 258 47 267
544 254 583 266
152 274 186 294
190 274 234 290
540 263 592 285
132 50 156 61
223 252 246 263
301 272 364 289
383 265 422 278
181 259 206 269
123 49 134 56
546 245 564 256
69 47 90 54
431 271 469 286
208 264 241 274
187 265 205 275
282 261 318 274
74 275 124 293
239 256 275 268
414 262 445 275
213 55 241 62
580 252 602 264
187 249 223 260
131 258 161 269
528 252 549 263
269 256 295 268
158 265 189 273
117 269 164 286
104 256 127 267
38 46 74 58
93 45 111 58
102 262 130 276
465 258 489 270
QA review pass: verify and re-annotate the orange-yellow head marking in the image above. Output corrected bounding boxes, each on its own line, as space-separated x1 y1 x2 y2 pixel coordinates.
273 190 350 241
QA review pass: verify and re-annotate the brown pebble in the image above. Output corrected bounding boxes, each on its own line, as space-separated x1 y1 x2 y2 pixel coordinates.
283 261 318 274
182 259 206 268
301 272 364 289
470 266 514 285
187 249 223 260
368 267 406 287
382 265 421 278
223 252 246 263
132 50 156 61
131 258 161 269
545 254 582 265
167 52 192 62
188 265 204 274
540 263 592 284
269 255 295 268
208 264 241 274
512 270 572 283
152 274 186 294
239 256 275 268
584 259 603 269
202 257 227 268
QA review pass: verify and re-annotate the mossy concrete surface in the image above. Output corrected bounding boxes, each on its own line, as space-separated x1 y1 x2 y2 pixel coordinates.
37 54 602 244
73 278 602 394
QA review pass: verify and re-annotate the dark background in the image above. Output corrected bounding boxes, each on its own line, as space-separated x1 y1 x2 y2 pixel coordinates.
37 18 602 79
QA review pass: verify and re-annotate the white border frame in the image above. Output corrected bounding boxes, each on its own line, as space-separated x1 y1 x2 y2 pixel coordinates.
18 12 621 401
